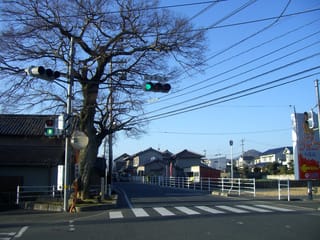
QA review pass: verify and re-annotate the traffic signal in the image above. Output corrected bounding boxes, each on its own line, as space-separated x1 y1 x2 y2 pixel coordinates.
143 82 171 93
25 66 60 81
44 119 55 137
304 111 318 129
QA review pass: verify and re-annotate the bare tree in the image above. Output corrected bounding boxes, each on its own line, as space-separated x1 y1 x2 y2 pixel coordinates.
0 0 206 198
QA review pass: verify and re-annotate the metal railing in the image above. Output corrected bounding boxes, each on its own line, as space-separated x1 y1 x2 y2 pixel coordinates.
278 179 290 201
131 176 256 197
16 185 62 205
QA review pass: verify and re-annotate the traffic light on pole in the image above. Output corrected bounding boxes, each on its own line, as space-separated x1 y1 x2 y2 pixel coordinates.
143 82 171 93
44 119 55 137
25 66 60 81
304 111 318 129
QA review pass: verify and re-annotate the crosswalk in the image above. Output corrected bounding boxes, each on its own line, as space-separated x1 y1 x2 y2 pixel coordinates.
0 226 28 240
107 204 295 220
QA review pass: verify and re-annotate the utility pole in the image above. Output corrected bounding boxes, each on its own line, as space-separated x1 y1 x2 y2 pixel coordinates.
241 139 245 156
107 62 114 197
63 36 75 212
308 79 320 200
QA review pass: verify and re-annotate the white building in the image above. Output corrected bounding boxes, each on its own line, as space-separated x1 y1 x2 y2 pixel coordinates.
209 156 228 171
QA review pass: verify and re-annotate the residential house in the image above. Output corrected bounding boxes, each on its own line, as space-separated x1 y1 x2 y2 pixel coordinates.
113 153 130 173
172 149 204 169
209 156 228 171
172 149 220 179
237 150 261 169
255 146 293 167
114 148 221 179
0 114 65 203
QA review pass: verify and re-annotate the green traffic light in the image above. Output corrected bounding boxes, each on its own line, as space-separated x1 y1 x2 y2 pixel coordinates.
45 128 55 136
145 82 153 91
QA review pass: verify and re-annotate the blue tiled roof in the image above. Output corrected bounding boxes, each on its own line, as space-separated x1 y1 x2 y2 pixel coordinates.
261 146 293 155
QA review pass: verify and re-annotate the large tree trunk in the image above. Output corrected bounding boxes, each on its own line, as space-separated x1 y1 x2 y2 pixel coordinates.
79 82 101 199
79 135 99 199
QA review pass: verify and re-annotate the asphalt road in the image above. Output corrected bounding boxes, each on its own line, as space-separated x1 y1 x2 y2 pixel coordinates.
0 182 319 240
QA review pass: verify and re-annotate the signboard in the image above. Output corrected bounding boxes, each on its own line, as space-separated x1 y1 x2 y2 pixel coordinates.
291 113 320 179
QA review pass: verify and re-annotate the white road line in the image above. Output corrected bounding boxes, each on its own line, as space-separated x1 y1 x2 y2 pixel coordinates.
153 207 175 216
236 205 273 213
195 206 225 214
109 211 124 219
132 208 149 217
216 205 249 213
175 206 200 215
0 233 15 236
69 220 75 232
255 205 295 212
14 226 29 238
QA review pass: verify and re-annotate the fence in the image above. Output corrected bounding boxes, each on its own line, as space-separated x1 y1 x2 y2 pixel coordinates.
16 185 63 205
254 179 320 201
132 176 256 197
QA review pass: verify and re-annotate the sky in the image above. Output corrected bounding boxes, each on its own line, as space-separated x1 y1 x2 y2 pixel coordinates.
111 0 320 159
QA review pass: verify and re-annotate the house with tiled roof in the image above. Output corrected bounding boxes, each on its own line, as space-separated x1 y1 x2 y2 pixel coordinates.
172 149 205 169
0 114 65 203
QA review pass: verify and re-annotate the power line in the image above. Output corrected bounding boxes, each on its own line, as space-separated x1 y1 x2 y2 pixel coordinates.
134 66 320 123
152 128 291 136
145 50 320 115
156 10 320 104
0 1 226 23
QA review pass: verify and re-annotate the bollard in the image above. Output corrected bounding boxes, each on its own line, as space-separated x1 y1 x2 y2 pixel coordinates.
307 181 313 200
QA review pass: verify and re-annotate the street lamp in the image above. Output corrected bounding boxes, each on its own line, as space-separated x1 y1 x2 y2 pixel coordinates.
229 140 234 179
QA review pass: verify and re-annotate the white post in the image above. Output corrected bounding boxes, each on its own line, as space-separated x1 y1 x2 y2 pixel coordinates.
278 179 281 200
52 185 55 198
287 178 290 201
16 185 20 205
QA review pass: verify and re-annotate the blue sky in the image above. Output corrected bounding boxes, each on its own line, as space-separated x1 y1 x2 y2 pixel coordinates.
112 0 320 159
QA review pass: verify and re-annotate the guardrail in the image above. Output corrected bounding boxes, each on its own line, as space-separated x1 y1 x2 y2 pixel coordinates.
16 185 62 205
131 176 256 197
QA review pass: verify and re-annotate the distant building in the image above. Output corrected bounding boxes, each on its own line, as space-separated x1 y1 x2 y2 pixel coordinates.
114 148 221 180
255 146 293 167
209 156 228 171
237 150 261 169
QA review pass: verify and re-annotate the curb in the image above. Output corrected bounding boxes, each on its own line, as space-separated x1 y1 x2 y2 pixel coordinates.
20 195 118 212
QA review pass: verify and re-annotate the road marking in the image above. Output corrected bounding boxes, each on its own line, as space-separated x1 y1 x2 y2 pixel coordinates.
153 207 175 216
132 208 149 217
107 204 296 220
14 226 29 238
195 206 225 214
0 233 15 236
236 205 273 213
0 232 16 240
69 220 75 232
216 205 249 213
109 211 124 219
255 205 294 212
175 206 200 215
